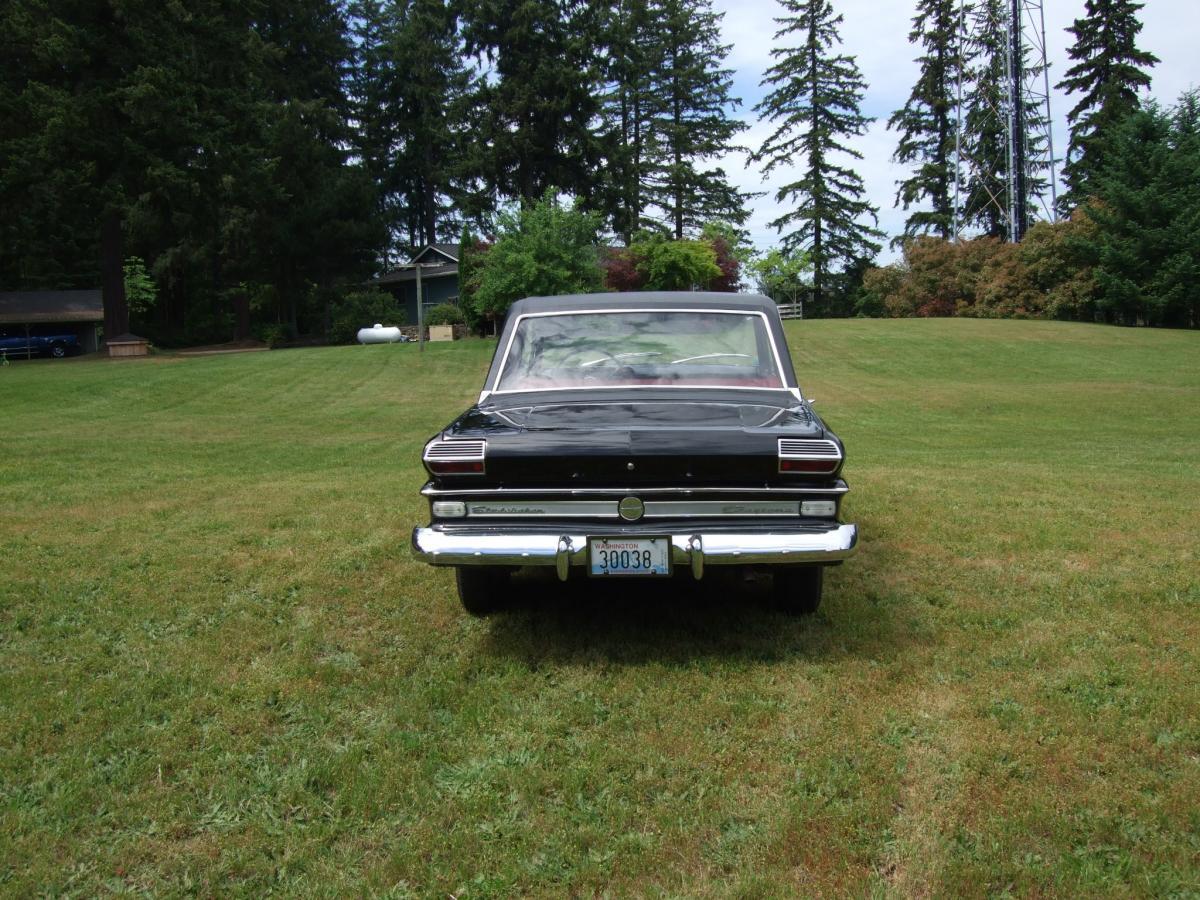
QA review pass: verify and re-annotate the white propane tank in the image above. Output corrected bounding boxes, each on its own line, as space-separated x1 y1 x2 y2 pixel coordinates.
357 323 405 344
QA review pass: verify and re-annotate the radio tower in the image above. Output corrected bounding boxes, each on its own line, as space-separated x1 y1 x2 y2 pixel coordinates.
952 0 1058 242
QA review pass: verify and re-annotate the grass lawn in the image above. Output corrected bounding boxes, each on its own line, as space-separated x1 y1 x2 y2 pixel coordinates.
1 318 1198 896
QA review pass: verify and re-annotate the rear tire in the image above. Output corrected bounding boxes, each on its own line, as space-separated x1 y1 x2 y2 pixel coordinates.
49 343 67 359
773 565 823 615
455 566 512 617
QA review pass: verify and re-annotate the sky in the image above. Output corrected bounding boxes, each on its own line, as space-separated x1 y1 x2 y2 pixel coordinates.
709 0 1198 263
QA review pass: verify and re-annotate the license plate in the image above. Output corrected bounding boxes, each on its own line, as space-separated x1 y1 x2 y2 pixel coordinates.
588 537 671 577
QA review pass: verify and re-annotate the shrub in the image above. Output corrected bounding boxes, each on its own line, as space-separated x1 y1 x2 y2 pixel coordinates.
425 303 464 326
470 189 604 325
259 324 288 349
328 289 403 344
630 233 721 291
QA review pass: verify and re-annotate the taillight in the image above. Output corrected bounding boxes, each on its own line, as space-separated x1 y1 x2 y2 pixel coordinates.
423 439 486 475
778 438 842 474
780 458 840 473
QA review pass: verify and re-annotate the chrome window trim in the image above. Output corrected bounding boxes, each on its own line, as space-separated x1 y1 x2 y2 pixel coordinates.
490 308 795 395
489 401 793 430
422 483 849 497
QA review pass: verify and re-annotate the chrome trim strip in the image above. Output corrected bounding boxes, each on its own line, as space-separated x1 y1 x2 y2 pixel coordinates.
421 483 849 498
465 500 618 518
490 308 794 395
412 523 858 569
642 501 801 518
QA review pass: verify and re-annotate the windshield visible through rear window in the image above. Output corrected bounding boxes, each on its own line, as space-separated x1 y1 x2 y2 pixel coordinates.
495 310 784 392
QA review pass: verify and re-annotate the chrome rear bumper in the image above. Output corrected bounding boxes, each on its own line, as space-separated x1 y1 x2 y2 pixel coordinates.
412 523 857 580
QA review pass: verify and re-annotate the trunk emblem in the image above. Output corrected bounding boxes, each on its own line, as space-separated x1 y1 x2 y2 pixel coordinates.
618 496 645 521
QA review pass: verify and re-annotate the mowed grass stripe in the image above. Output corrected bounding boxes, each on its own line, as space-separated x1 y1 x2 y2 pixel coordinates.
1 319 1197 896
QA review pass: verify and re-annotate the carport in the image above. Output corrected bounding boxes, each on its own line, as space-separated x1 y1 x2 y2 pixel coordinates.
0 290 103 354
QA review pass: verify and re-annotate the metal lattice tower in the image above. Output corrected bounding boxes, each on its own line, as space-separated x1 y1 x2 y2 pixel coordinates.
952 0 1058 242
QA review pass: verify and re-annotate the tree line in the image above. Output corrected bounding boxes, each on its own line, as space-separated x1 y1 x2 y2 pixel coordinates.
0 0 1192 344
868 0 1195 328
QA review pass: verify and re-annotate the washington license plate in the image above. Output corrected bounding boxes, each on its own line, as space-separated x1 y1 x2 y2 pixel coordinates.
588 537 671 576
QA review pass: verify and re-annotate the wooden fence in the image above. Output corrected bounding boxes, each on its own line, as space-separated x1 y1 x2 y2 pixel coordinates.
777 302 803 320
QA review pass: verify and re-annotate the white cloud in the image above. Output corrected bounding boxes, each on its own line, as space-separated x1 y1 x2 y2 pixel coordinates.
710 0 1193 262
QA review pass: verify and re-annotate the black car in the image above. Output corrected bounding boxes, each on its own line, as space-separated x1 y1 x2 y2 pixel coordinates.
413 292 858 616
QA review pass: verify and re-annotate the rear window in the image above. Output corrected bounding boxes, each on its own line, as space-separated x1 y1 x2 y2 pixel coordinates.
495 310 784 392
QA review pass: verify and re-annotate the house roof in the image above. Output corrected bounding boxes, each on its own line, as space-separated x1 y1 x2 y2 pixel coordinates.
372 262 459 286
421 243 459 262
0 290 103 324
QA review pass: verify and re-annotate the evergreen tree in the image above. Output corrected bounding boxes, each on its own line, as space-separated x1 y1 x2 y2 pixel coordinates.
1077 93 1200 327
642 0 750 239
461 0 605 207
753 0 882 308
1057 0 1158 208
597 0 660 242
888 0 965 241
350 0 477 258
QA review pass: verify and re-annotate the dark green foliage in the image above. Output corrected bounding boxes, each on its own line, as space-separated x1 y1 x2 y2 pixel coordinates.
642 0 750 239
349 0 477 259
598 0 749 241
888 0 964 240
1057 0 1158 209
457 225 491 330
328 290 406 344
1075 95 1200 327
469 190 604 324
0 0 381 345
753 0 883 310
598 0 660 242
460 1 604 206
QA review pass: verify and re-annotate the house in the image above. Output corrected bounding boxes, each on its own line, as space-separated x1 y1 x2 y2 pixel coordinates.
372 244 460 325
0 290 103 354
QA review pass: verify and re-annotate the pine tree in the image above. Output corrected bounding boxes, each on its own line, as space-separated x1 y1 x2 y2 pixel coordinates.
1057 0 1158 208
753 0 882 308
642 0 750 239
461 0 605 207
888 0 965 241
597 0 661 242
960 0 1051 238
349 0 476 262
1077 92 1200 327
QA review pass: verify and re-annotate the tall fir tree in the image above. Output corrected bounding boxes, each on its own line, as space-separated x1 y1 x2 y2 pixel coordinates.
642 0 750 239
888 0 965 241
461 0 605 207
1076 93 1200 327
353 0 477 257
960 0 1050 238
753 0 882 308
1056 0 1158 208
598 0 660 242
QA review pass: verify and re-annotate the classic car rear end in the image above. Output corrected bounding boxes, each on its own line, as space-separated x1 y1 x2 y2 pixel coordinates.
412 292 858 615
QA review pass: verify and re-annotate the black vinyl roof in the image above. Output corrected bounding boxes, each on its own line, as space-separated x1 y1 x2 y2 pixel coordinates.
510 291 778 316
